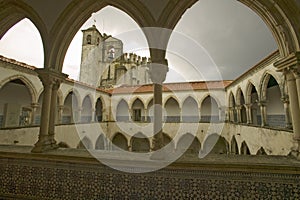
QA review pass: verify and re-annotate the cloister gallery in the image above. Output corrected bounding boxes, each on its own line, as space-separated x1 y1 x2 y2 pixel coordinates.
0 0 300 199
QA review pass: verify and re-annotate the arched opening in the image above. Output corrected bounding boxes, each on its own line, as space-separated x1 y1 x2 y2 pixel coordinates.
182 96 199 122
247 84 259 125
200 95 219 123
163 133 175 152
112 133 128 151
0 18 44 68
229 92 237 123
77 136 93 149
95 98 103 122
164 97 180 122
166 0 277 83
63 6 150 81
146 99 153 122
36 91 60 125
237 89 247 123
256 147 267 155
202 134 229 155
81 95 93 123
95 134 106 150
131 133 150 152
176 133 201 157
240 141 251 155
0 79 33 128
62 91 78 124
264 75 285 127
116 99 130 122
230 136 239 154
131 98 145 122
35 92 43 125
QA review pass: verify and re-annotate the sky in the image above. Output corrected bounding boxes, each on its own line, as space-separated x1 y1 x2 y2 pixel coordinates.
0 0 277 82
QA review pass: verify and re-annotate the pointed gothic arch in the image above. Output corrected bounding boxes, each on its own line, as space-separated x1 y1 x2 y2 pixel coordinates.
77 136 93 149
131 98 145 122
81 95 93 123
230 136 239 154
95 134 107 150
236 88 247 123
131 132 150 152
111 132 128 151
176 133 201 157
95 97 104 122
241 141 251 155
200 95 219 123
182 96 199 122
246 82 260 125
260 73 285 127
164 96 180 122
116 99 130 122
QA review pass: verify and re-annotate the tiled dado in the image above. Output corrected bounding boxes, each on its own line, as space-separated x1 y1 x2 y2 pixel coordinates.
0 156 299 199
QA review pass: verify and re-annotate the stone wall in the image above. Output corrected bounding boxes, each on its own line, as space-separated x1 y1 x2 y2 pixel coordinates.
0 150 299 199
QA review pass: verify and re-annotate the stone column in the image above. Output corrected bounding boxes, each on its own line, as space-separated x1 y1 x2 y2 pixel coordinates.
148 59 168 159
144 109 148 122
229 107 234 122
30 103 39 125
58 105 64 124
48 81 61 148
91 108 96 122
198 109 201 122
285 70 300 140
129 108 133 121
245 104 252 124
281 96 293 129
77 107 82 123
274 53 300 157
258 101 268 127
293 69 300 112
236 105 242 123
32 69 67 153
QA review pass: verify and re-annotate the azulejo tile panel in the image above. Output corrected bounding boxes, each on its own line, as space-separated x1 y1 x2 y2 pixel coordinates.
0 157 299 199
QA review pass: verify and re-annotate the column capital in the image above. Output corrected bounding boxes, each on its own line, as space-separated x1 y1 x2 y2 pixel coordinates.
257 100 267 107
244 103 252 108
235 105 243 110
148 59 169 84
31 102 40 108
281 95 289 103
35 68 68 87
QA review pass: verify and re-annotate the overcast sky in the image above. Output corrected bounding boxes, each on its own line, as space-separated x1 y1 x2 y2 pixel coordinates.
0 0 277 82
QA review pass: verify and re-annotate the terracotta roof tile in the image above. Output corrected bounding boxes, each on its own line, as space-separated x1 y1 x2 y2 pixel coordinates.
108 81 232 94
0 55 36 70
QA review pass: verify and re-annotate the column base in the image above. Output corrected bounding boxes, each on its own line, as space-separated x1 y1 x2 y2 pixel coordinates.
31 135 58 153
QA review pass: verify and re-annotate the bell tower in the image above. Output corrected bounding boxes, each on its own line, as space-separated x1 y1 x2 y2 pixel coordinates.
79 25 103 86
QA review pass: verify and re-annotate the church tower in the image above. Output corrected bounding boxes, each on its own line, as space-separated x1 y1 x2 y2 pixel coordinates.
79 25 103 87
79 25 124 87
